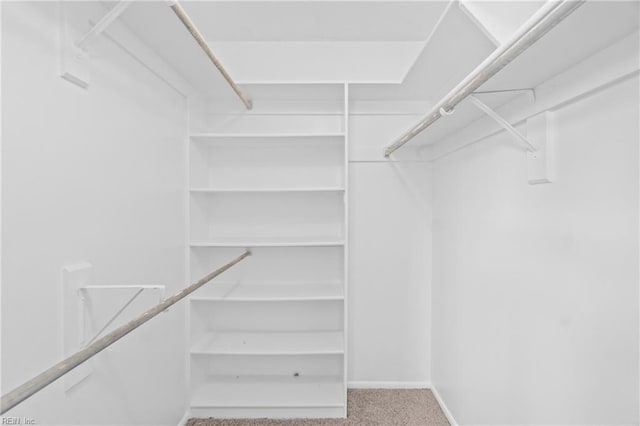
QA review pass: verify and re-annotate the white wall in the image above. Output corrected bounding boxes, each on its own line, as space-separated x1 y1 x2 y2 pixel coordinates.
431 64 639 425
348 112 432 387
2 2 187 425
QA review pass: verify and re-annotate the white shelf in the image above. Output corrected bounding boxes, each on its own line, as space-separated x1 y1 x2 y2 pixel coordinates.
191 331 344 355
190 238 344 248
190 132 345 139
191 283 344 302
190 187 345 194
190 375 344 408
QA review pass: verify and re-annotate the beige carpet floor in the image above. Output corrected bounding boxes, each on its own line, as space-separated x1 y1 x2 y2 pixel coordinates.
187 389 450 426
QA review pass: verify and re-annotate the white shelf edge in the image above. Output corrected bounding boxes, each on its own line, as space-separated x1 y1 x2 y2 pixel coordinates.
189 283 344 302
189 403 345 408
190 375 345 408
190 241 345 248
192 281 343 285
190 296 345 302
190 331 345 356
190 133 345 139
191 350 345 356
190 187 345 194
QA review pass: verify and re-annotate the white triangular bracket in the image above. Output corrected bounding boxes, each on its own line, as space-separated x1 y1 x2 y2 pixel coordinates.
59 3 90 89
59 1 132 89
468 95 537 152
468 95 554 185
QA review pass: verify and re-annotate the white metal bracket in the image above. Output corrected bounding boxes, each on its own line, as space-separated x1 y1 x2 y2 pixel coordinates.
468 95 537 152
468 94 554 184
59 1 132 89
76 1 132 52
473 88 536 103
59 3 90 89
78 285 166 345
61 262 93 392
62 262 167 392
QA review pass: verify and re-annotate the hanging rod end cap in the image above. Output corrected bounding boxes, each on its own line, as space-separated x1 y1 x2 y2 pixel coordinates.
439 106 455 116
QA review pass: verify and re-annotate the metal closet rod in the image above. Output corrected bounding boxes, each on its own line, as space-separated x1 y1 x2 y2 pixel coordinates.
0 250 251 415
384 0 585 158
168 1 252 110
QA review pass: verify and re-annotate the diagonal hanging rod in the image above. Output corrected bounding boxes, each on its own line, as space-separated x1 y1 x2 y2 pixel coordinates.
0 250 251 414
169 1 252 110
384 0 584 157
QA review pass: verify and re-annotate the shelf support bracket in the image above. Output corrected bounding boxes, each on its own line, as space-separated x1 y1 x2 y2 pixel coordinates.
59 1 132 89
473 88 536 103
75 1 133 51
78 285 166 346
468 95 554 184
468 95 537 152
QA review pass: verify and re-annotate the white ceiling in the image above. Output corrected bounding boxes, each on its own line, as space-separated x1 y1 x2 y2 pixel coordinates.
119 1 450 91
175 1 450 42
118 0 639 100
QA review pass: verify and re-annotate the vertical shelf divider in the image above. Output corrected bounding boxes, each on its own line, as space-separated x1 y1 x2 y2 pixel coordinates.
342 83 349 417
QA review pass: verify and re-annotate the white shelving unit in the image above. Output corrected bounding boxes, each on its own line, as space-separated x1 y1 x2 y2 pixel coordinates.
187 83 348 419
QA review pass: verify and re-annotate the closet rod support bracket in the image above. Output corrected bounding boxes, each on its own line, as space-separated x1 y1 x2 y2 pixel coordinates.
75 1 133 51
468 95 537 152
78 284 166 347
472 88 536 103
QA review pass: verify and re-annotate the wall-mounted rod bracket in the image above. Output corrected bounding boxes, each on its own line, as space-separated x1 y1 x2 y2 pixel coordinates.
473 88 536 103
75 1 133 51
468 95 537 152
78 285 166 346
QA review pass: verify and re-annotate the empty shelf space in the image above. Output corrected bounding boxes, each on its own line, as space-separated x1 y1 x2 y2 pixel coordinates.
190 187 345 194
190 190 344 242
189 134 344 189
190 238 345 248
190 283 344 302
191 331 344 355
190 375 344 408
190 299 343 332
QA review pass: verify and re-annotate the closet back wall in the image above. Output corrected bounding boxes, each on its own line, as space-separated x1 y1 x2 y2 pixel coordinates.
2 2 187 425
348 112 432 387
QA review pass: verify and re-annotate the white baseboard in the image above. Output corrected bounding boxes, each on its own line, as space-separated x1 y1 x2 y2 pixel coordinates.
348 381 432 389
430 385 457 426
176 408 190 426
